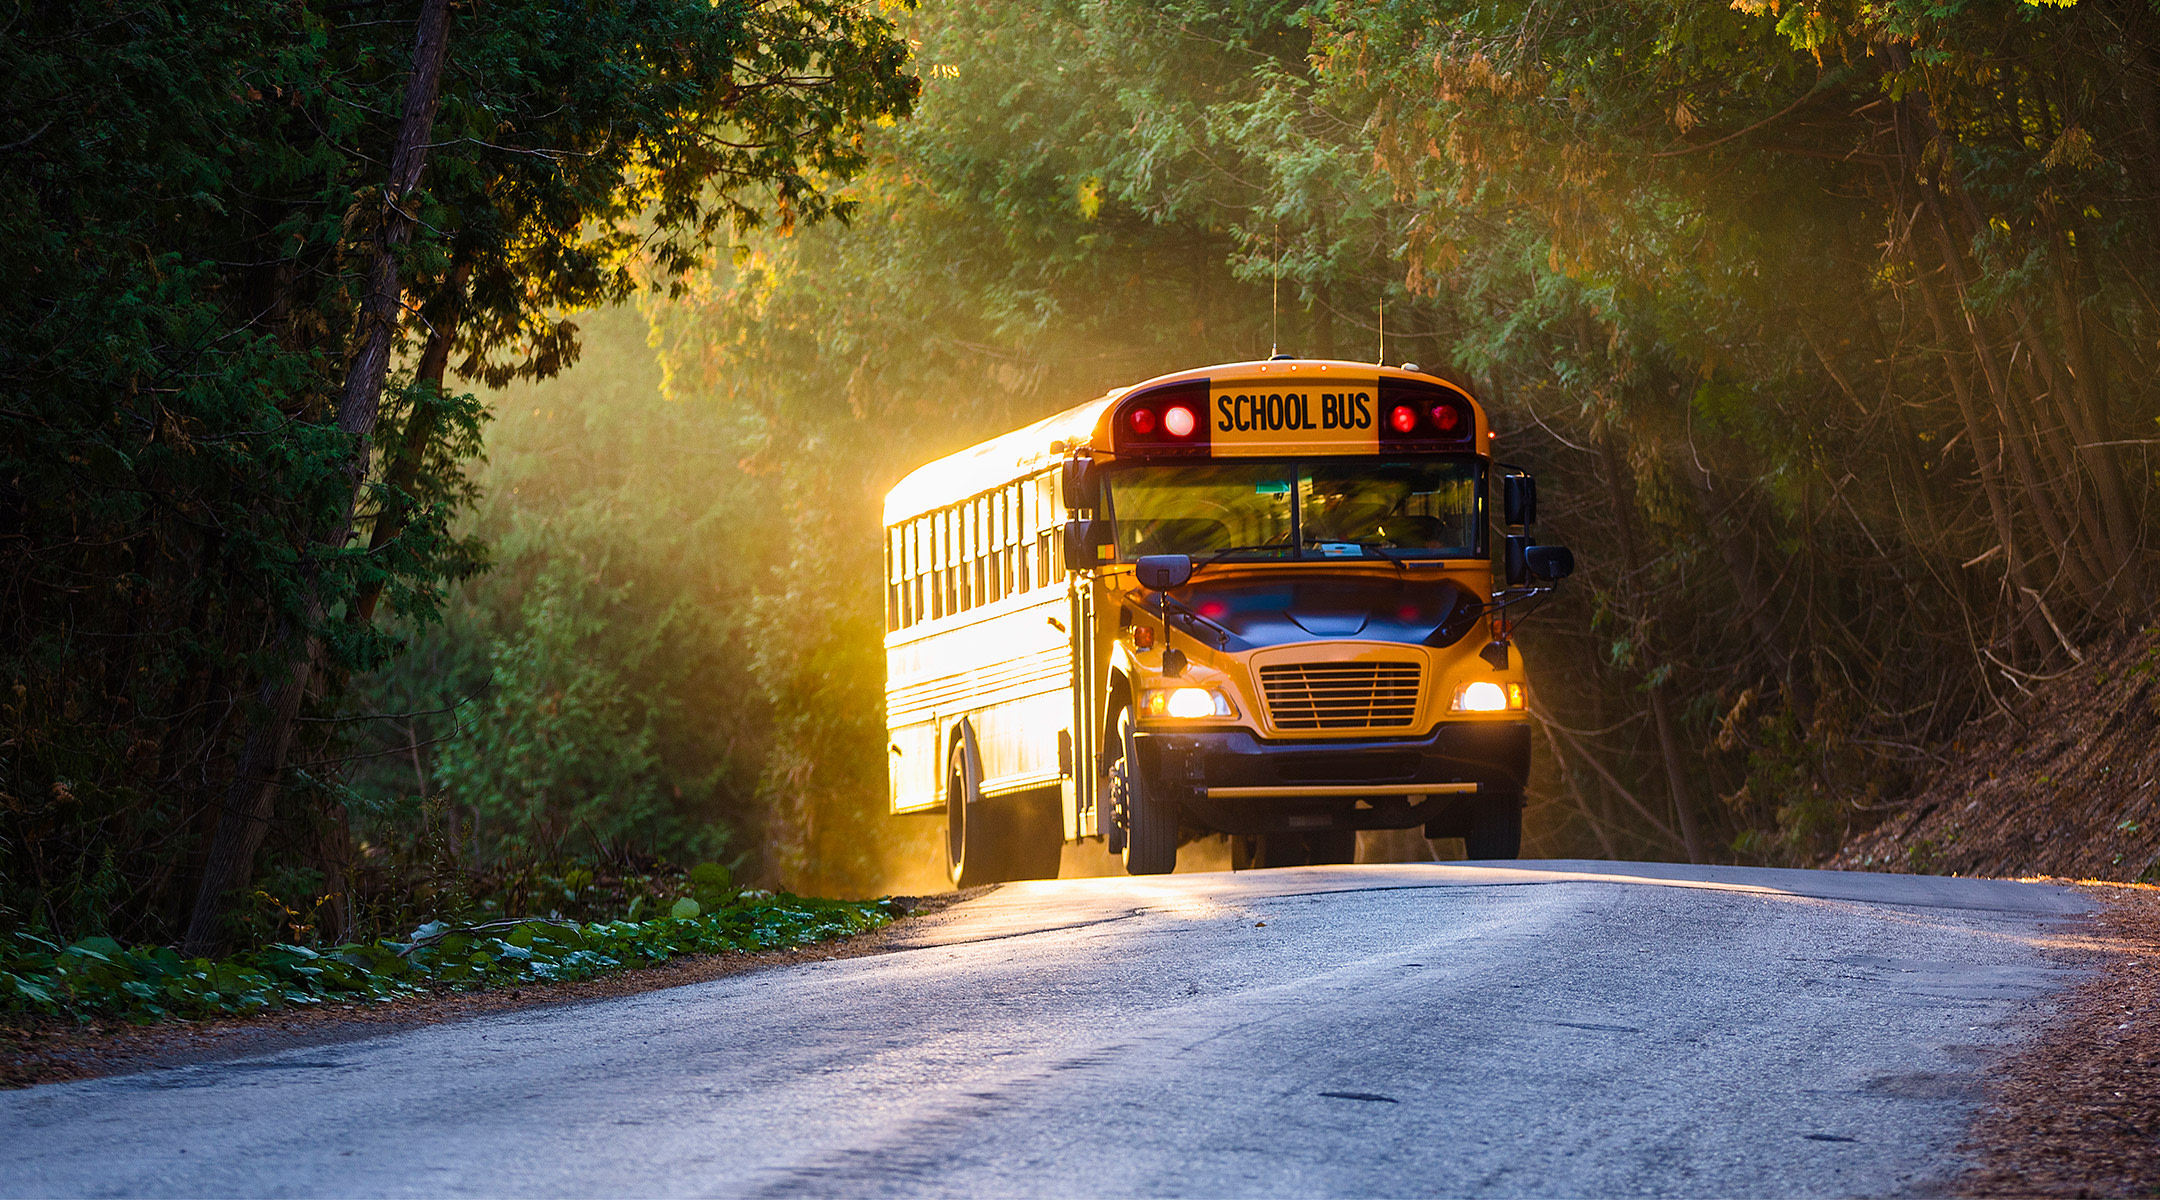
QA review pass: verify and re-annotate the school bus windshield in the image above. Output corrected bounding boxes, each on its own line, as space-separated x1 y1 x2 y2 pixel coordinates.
1105 459 1482 562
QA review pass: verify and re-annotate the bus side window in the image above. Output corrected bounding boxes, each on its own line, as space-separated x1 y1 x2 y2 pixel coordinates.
937 507 954 617
886 527 900 633
963 500 977 612
983 495 994 605
1001 487 1015 599
948 505 961 614
1024 477 1037 587
912 517 926 626
980 492 993 605
1035 472 1056 583
1006 484 1020 597
992 488 1008 600
904 519 919 628
1012 482 1025 594
899 524 913 628
932 510 947 621
1015 482 1031 593
1012 481 1027 594
971 497 985 610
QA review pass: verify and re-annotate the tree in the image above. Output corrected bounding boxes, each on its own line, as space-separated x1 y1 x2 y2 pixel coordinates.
0 0 916 949
646 0 2157 872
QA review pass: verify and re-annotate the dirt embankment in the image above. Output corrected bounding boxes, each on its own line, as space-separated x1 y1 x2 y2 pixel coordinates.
1830 627 2160 882
1962 883 2160 1197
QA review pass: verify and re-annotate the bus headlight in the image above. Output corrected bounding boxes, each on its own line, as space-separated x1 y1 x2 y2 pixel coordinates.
1144 687 1233 719
1452 681 1525 713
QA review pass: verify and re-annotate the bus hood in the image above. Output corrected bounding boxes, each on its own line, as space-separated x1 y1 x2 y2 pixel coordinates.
1156 575 1483 651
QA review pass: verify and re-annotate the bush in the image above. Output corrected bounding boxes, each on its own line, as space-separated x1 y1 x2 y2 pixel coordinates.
3 893 899 1025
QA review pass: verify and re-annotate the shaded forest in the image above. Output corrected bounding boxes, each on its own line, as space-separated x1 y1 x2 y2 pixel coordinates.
6 0 2158 950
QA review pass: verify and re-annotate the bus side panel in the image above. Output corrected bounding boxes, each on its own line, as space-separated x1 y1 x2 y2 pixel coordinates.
887 718 942 814
970 688 1072 789
885 632 938 814
959 594 1075 800
886 590 1074 817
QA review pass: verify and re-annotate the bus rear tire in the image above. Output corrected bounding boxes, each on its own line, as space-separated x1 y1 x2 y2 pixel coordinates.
947 739 998 887
1464 794 1523 860
1114 706 1177 875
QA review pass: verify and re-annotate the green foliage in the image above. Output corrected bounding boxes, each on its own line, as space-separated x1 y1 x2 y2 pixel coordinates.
19 0 2145 934
435 569 683 861
631 0 2158 874
345 306 770 890
0 0 917 944
2 894 898 1025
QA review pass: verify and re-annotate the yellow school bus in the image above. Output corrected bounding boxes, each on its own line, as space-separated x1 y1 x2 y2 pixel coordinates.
883 357 1572 884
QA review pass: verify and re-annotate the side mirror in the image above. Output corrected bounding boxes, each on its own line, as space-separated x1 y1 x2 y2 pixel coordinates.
1526 544 1575 582
1061 456 1097 511
1062 519 1113 572
1133 554 1192 591
1503 473 1537 527
1504 533 1531 587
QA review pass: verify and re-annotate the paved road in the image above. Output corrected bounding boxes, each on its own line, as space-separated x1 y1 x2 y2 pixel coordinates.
0 862 2091 1198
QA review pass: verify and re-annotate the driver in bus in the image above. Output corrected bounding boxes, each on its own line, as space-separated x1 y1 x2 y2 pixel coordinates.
1304 476 1404 547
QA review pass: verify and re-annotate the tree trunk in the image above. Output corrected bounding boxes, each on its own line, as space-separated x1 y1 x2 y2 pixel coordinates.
354 258 471 626
1688 468 1814 729
2043 262 2142 595
183 0 453 955
1902 92 2104 606
1599 422 1705 863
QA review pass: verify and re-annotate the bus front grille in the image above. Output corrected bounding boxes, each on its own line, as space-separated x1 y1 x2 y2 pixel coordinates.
1259 661 1422 730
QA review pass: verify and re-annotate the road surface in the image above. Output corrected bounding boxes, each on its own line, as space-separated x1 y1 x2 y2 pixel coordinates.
0 861 2091 1197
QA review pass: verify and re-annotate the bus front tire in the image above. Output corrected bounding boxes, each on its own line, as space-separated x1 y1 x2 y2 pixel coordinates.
1464 794 1523 860
1112 706 1177 875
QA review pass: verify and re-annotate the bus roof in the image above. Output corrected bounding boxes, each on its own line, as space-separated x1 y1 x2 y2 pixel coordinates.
883 392 1118 525
880 358 1473 525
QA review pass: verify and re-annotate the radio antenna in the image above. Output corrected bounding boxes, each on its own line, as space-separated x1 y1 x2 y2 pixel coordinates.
1269 223 1280 358
1377 297 1384 365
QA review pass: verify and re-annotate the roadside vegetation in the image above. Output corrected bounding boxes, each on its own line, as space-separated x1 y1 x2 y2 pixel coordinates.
4 862 897 1024
0 0 917 954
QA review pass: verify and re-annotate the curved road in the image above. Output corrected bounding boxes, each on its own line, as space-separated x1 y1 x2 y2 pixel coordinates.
0 861 2090 1197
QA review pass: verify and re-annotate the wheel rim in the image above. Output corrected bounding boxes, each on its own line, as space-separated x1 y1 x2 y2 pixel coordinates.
1105 710 1131 856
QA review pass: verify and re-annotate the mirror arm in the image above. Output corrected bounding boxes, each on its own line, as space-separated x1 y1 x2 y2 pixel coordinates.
1152 592 1233 649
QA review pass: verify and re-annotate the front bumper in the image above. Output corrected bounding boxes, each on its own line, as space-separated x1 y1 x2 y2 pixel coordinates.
1131 722 1529 837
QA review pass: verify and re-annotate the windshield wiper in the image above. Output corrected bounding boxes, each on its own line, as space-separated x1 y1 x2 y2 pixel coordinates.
1301 538 1408 574
1190 541 1296 571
